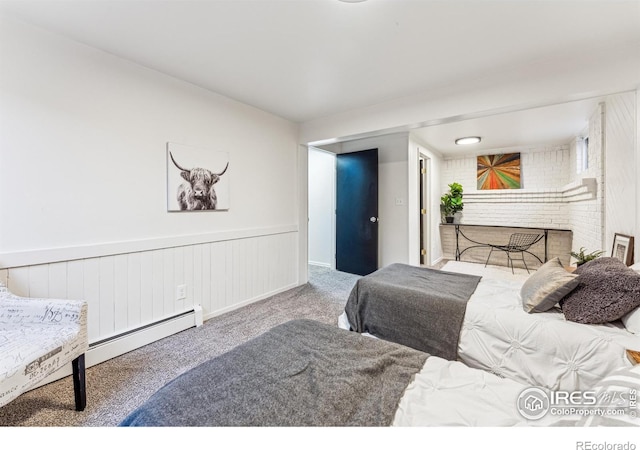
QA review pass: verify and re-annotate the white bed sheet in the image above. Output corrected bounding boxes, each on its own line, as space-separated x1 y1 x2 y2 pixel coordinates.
339 261 640 392
392 356 555 426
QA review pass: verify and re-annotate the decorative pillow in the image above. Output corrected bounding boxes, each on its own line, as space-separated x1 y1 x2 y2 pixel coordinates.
521 257 580 313
560 257 640 324
622 308 640 334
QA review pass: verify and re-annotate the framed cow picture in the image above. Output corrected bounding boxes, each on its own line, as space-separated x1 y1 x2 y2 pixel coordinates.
166 142 230 212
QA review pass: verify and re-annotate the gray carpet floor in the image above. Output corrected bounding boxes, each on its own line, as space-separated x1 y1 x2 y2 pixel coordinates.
0 265 360 427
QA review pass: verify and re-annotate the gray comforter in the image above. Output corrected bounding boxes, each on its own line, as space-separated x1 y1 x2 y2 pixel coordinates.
120 319 428 427
345 263 481 360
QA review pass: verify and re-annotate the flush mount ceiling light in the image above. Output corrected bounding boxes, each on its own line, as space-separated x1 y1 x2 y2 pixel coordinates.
455 136 482 145
338 0 368 2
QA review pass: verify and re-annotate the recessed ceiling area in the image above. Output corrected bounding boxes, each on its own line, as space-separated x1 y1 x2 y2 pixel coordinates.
313 95 606 158
410 96 604 157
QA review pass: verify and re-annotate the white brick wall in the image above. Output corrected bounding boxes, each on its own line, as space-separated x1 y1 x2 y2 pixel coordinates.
567 103 605 260
441 144 573 233
439 134 605 267
441 144 571 192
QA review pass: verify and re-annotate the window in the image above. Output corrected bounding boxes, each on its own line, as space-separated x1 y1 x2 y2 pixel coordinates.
577 136 589 173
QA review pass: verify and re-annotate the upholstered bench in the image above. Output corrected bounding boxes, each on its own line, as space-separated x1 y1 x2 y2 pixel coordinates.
0 282 88 411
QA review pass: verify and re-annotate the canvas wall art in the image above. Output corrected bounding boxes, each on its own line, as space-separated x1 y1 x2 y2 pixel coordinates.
167 142 230 212
477 153 521 190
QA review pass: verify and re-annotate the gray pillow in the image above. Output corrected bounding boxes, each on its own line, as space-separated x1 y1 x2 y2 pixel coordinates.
521 257 580 313
560 257 640 324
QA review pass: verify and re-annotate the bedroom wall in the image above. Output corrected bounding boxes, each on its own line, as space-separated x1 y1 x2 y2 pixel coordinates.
0 18 299 347
603 91 637 259
439 144 572 228
567 104 605 259
565 92 637 263
637 89 640 263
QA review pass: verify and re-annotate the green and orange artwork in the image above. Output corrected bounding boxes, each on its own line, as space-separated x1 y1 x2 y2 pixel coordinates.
477 153 521 190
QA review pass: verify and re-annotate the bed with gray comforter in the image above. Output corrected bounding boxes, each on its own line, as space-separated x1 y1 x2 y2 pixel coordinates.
344 263 482 360
119 319 428 427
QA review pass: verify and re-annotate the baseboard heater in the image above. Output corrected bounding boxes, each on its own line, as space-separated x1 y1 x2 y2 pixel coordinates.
33 305 203 390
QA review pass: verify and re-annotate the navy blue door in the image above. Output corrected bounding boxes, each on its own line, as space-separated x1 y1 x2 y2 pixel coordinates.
336 149 378 276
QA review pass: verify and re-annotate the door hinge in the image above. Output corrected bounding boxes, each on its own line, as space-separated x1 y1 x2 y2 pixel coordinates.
421 249 426 256
421 168 426 174
421 208 426 215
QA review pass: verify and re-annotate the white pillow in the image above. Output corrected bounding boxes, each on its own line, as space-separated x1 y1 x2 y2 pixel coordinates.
624 263 640 333
622 308 640 334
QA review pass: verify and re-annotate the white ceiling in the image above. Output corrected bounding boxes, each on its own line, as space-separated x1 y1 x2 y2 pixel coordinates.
1 0 639 154
411 96 602 157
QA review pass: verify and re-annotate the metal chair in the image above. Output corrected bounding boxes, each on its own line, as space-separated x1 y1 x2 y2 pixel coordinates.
484 233 543 274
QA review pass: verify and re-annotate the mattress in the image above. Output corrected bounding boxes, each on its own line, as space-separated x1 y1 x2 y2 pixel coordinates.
339 261 640 392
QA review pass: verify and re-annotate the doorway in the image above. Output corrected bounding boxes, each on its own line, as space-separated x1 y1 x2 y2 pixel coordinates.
336 148 379 276
307 147 380 276
419 153 431 266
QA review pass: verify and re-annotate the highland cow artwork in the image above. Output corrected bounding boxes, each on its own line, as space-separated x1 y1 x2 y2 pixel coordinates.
167 143 230 212
477 153 521 190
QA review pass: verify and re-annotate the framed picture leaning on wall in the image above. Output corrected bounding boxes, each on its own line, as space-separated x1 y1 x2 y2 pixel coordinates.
611 233 634 266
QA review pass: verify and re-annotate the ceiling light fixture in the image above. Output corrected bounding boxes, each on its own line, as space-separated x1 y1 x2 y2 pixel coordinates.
455 136 481 145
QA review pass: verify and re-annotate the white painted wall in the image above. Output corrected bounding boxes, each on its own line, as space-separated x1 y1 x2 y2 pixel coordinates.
378 160 409 266
308 148 335 268
637 89 640 262
0 18 300 356
0 16 298 255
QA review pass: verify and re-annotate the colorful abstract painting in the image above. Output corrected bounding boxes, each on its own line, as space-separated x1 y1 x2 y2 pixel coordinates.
477 153 521 190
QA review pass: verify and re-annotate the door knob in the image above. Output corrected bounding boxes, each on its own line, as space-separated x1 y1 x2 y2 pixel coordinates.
370 217 378 223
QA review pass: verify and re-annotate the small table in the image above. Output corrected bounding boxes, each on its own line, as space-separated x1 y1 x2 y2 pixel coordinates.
442 223 572 263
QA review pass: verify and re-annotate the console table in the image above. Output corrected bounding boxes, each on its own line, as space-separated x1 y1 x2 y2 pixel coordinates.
440 223 572 264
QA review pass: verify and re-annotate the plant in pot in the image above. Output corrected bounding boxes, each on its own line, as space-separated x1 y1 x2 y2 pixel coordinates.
440 182 464 224
570 247 604 267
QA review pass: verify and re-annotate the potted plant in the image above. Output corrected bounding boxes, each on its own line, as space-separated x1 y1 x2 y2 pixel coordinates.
440 182 464 223
570 247 604 266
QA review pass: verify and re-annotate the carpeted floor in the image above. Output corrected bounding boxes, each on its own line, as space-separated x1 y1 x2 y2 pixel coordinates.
0 265 360 427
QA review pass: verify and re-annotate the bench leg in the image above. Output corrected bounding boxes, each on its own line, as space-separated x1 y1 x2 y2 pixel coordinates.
72 354 86 411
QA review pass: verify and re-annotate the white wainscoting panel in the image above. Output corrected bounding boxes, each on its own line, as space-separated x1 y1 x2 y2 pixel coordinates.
0 228 299 366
